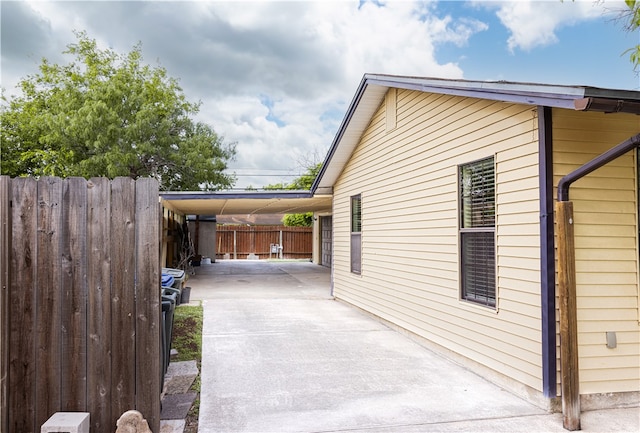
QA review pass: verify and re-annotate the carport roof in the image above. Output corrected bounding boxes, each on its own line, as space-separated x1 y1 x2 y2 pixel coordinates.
160 190 332 216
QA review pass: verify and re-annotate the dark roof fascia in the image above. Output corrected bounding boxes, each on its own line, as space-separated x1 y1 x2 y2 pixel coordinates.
311 75 370 194
160 190 314 201
365 76 584 110
583 86 640 101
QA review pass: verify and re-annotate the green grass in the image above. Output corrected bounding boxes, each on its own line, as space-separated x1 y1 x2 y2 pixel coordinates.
172 303 203 363
171 302 203 432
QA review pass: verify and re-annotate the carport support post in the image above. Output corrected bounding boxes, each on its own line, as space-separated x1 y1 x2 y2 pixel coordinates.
556 200 580 431
194 215 200 255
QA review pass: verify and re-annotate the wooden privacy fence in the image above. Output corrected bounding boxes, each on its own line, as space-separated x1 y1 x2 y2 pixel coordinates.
216 225 312 259
0 176 161 433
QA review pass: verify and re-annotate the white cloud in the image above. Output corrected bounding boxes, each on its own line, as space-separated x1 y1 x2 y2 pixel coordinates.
203 0 484 187
479 0 610 52
2 1 488 188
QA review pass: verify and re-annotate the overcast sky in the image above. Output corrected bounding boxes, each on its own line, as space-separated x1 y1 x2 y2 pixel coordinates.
2 0 639 189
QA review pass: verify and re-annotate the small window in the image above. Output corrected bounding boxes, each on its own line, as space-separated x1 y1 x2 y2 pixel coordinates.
459 157 496 307
351 194 362 274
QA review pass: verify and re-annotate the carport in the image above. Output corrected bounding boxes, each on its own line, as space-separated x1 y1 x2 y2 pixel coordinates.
160 190 332 216
160 190 333 266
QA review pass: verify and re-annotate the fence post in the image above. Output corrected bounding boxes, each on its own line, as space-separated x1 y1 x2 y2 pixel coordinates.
0 176 10 433
279 230 283 259
556 201 580 431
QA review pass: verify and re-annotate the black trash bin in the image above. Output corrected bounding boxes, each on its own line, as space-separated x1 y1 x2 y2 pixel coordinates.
161 290 178 389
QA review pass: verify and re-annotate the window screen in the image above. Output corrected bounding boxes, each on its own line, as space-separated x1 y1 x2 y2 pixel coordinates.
459 157 496 307
351 194 362 274
351 195 362 233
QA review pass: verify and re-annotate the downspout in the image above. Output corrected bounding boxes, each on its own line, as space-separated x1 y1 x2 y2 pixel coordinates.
538 107 556 399
555 132 640 431
558 133 640 201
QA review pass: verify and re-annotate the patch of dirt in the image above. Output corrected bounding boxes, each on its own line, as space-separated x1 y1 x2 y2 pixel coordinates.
184 411 199 433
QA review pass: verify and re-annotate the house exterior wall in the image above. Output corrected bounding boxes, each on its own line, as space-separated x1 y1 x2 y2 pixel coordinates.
552 110 640 396
332 89 545 398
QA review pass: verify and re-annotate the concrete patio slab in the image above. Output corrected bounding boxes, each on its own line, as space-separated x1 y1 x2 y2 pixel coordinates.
191 260 640 433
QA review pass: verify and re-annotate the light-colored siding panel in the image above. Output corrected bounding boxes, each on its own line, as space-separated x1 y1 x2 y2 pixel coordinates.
333 86 640 402
579 284 639 298
333 90 545 394
552 109 640 395
498 245 540 259
578 321 640 334
579 330 639 345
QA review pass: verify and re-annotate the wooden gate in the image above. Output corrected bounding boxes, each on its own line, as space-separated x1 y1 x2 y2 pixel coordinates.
0 176 161 433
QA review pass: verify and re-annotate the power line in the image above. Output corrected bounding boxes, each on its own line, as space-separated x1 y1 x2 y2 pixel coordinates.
230 174 305 177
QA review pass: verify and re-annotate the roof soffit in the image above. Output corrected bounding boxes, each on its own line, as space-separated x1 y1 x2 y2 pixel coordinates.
160 191 332 216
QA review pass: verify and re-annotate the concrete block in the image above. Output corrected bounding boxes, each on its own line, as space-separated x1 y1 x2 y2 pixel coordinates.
247 253 259 260
161 392 197 419
163 360 199 394
41 412 90 433
159 419 186 433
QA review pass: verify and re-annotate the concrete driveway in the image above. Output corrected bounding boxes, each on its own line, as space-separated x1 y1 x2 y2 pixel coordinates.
188 260 639 433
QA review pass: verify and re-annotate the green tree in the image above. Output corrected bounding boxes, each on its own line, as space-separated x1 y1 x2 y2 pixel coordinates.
623 0 640 70
264 162 322 191
264 162 322 227
263 182 287 191
283 213 313 227
1 31 236 190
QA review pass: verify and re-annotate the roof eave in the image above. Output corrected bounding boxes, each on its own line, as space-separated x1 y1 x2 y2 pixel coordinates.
160 190 315 201
311 75 371 194
313 74 640 192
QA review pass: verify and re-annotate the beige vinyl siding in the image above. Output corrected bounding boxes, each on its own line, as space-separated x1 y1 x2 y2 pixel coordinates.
333 89 544 392
552 109 640 395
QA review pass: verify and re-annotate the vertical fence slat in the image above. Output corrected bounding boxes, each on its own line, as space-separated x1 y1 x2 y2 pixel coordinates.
111 177 137 420
9 178 37 431
87 178 112 431
135 178 161 432
0 177 10 433
61 178 88 411
35 177 63 427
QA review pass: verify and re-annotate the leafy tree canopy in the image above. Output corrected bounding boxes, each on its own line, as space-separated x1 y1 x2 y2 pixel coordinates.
264 162 322 227
624 0 640 70
1 31 236 191
264 162 322 191
283 213 313 227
